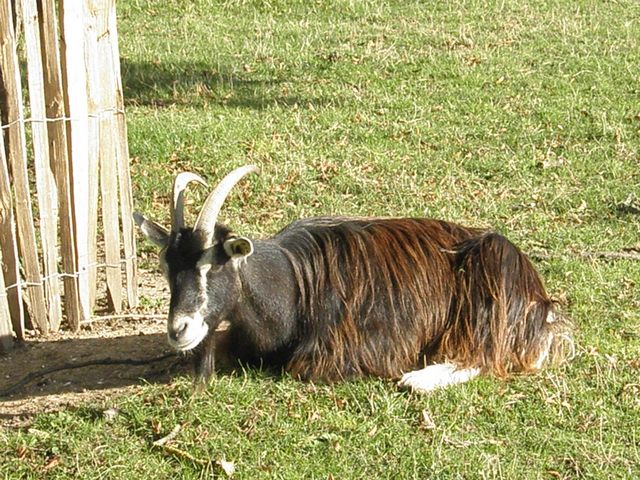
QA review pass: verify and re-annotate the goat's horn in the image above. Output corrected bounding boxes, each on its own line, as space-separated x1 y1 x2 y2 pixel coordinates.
171 172 207 232
194 165 259 245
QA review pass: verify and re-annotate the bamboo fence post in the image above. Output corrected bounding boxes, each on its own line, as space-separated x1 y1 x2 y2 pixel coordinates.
82 0 101 311
9 0 22 39
0 114 24 340
0 0 136 339
92 0 123 311
0 60 15 350
108 0 138 308
21 0 63 331
0 0 49 334
59 0 92 323
38 0 82 330
0 246 13 352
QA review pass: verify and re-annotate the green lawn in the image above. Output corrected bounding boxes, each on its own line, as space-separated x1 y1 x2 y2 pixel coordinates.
2 0 639 478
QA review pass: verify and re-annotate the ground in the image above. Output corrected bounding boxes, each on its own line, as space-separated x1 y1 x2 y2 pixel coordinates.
0 269 187 428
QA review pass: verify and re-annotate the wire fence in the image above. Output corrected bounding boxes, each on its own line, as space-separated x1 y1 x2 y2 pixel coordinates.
0 108 127 131
0 0 137 352
0 256 137 297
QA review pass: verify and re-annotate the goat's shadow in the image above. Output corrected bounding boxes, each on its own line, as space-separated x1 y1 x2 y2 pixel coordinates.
0 333 191 423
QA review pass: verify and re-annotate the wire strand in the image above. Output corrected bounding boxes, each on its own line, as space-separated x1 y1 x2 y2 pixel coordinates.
0 255 137 298
0 108 126 131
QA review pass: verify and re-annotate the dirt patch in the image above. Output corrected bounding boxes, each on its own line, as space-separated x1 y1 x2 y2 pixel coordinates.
0 269 190 428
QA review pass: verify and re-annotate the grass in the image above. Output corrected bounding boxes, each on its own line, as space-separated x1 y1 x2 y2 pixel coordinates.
2 0 640 478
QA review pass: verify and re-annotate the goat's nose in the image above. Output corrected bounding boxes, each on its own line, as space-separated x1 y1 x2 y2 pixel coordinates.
168 321 188 342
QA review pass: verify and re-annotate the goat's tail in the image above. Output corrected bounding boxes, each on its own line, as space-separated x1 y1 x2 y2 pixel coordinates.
439 232 572 377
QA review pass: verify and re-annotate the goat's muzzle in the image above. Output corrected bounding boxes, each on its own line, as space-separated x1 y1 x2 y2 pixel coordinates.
167 311 209 351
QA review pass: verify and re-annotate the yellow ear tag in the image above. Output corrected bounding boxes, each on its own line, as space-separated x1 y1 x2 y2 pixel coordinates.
223 236 254 258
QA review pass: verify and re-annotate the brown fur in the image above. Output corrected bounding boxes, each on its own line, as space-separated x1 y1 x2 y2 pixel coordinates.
276 217 567 382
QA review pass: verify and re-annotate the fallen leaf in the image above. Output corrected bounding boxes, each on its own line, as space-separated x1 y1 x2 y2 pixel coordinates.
421 409 436 430
151 419 163 436
103 408 119 423
15 445 28 459
216 459 235 477
42 455 60 472
27 428 50 439
604 354 618 367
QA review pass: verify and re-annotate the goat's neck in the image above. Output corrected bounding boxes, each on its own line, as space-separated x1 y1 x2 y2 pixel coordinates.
232 240 298 353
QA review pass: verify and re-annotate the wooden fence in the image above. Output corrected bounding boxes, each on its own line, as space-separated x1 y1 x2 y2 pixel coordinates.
0 0 137 352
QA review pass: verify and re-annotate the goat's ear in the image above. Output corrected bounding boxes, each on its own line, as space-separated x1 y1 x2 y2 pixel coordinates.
133 212 170 248
223 236 254 259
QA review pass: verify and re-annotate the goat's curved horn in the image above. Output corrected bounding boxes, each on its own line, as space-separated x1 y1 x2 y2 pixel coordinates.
194 165 259 246
171 172 207 232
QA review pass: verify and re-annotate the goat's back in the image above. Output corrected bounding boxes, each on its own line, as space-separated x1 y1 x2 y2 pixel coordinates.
277 217 518 380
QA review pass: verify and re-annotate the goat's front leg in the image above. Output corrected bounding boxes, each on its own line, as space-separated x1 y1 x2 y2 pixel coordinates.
398 363 481 393
193 324 234 387
193 332 217 388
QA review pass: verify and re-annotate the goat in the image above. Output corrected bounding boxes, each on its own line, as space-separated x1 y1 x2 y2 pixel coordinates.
134 165 569 393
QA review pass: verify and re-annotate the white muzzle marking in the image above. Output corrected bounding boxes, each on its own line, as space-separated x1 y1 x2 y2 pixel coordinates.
168 311 209 351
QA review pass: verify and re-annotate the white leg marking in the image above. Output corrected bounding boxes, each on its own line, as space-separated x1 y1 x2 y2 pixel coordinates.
398 363 480 393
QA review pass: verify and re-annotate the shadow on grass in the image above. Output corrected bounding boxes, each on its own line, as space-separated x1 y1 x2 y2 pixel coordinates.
121 59 338 110
0 333 190 413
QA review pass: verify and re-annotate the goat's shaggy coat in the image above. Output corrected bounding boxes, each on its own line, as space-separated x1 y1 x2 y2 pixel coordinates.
135 166 569 392
275 217 561 382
